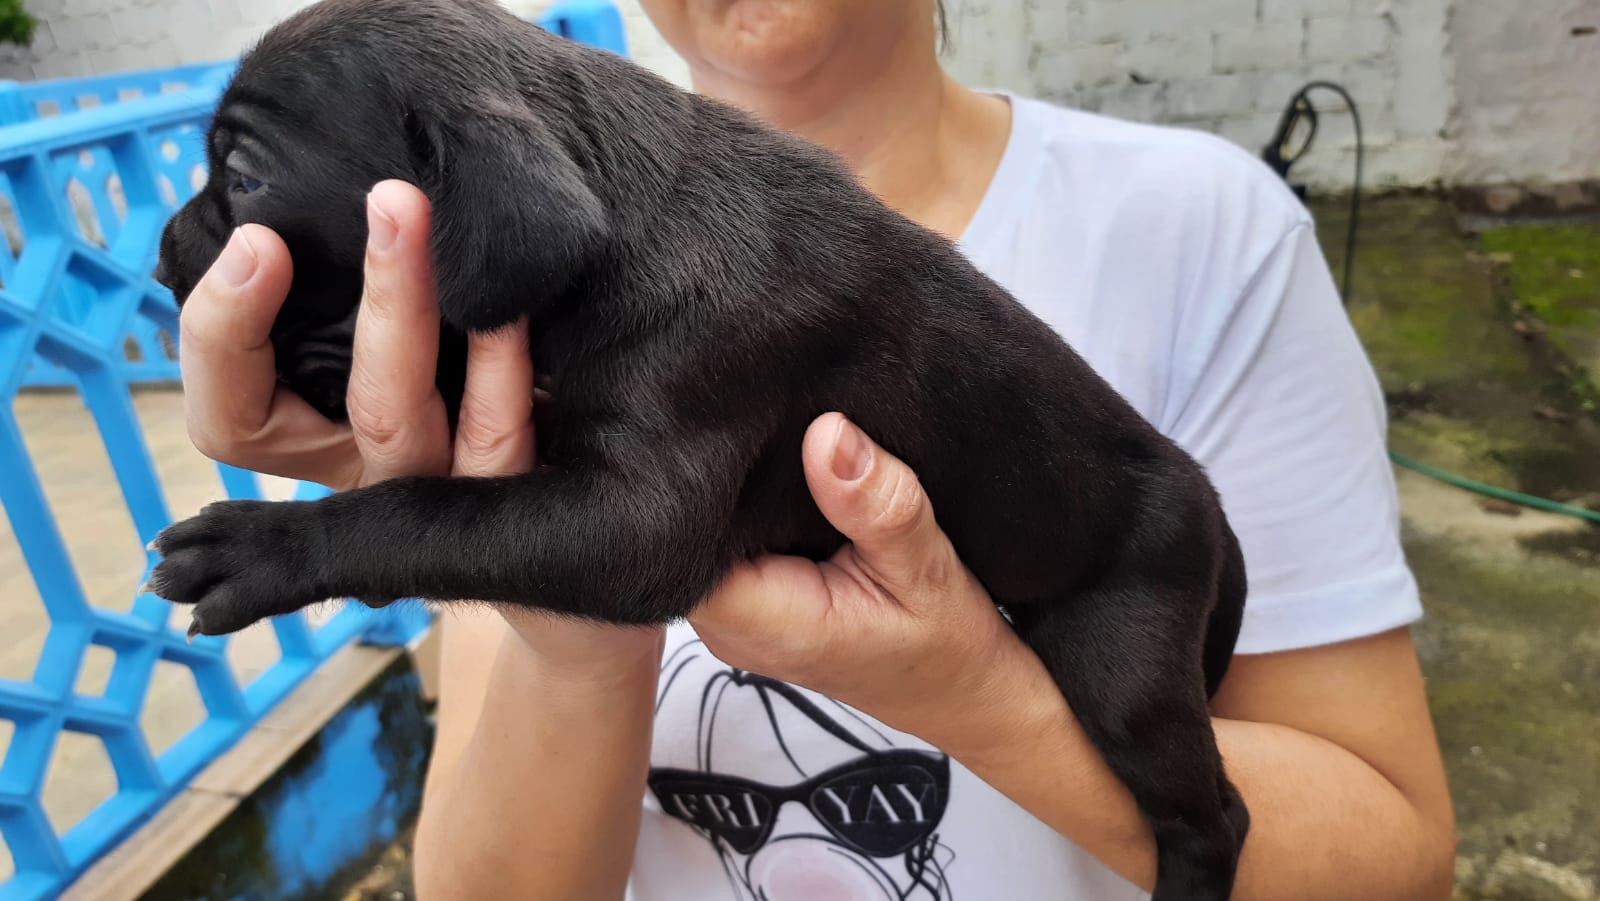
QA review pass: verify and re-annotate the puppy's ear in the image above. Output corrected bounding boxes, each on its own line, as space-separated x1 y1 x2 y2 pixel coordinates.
406 99 608 331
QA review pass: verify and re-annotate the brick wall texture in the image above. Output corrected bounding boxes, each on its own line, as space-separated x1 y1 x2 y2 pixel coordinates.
1 0 1594 191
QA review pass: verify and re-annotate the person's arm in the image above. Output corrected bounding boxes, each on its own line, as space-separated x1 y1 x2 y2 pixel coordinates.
412 611 663 901
691 415 1456 901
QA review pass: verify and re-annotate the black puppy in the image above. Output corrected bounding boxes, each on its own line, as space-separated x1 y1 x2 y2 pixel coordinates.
151 0 1250 896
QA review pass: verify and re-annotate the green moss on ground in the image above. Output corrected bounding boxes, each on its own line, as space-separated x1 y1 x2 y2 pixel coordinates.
1480 225 1600 330
1311 197 1600 504
1480 223 1600 416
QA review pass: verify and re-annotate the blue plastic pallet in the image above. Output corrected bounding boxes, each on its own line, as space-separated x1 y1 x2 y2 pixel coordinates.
0 5 627 899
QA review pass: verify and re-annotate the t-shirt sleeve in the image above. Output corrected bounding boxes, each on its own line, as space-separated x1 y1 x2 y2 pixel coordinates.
1163 221 1422 655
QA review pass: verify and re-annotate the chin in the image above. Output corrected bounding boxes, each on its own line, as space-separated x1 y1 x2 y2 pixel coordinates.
653 0 853 88
723 2 842 70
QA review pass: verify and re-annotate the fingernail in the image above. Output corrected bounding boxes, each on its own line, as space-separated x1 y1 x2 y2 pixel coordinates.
831 418 871 482
367 192 398 252
216 228 258 288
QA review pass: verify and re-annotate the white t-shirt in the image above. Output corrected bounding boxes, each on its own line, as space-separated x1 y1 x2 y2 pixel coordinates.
628 96 1423 901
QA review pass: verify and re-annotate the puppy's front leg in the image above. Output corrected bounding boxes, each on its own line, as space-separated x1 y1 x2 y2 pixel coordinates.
148 465 734 637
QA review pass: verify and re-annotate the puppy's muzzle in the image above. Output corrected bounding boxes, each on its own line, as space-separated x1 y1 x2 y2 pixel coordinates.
274 326 358 421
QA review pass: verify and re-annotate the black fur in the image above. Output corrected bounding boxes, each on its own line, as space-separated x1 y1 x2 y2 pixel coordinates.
151 1 1250 895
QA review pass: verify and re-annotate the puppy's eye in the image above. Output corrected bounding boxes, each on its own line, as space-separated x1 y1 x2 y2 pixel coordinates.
233 173 265 195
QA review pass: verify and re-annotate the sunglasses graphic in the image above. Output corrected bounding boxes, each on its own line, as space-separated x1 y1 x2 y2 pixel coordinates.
648 749 951 858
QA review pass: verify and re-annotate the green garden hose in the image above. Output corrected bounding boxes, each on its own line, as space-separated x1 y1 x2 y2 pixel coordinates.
1388 450 1600 525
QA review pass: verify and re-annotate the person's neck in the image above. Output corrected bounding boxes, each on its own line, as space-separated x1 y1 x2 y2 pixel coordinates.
688 38 1010 239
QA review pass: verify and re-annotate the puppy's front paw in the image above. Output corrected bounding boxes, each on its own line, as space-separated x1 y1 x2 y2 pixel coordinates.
148 500 330 638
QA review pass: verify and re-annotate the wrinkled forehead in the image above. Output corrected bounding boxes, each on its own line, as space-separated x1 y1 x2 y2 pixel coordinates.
208 53 403 170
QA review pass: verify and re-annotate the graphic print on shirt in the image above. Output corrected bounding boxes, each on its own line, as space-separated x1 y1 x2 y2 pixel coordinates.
649 639 957 900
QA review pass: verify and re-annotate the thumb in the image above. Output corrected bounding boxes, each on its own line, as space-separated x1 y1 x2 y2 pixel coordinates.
802 413 957 598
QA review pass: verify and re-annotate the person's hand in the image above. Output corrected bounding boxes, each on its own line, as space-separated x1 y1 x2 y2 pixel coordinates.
690 413 1057 760
178 180 492 489
176 179 661 665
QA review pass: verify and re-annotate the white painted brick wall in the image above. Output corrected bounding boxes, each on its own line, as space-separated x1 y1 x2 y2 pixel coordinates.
1214 24 1303 74
0 0 689 84
1305 16 1393 64
1000 0 1460 189
0 0 1593 192
0 0 314 78
939 0 1034 94
1447 0 1600 187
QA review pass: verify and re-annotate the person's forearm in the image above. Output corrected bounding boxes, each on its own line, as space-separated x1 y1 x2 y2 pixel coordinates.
923 647 1454 901
413 628 660 901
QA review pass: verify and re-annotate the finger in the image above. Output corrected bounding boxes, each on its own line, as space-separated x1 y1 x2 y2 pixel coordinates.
454 318 536 477
347 180 450 482
178 226 358 482
800 413 958 601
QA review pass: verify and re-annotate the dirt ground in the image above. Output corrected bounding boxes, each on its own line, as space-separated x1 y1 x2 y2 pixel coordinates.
336 195 1600 901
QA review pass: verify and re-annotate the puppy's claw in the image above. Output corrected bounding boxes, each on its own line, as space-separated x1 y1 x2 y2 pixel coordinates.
143 563 178 601
186 619 202 642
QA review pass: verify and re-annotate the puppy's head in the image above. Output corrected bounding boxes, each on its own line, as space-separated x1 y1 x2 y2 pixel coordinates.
156 0 609 421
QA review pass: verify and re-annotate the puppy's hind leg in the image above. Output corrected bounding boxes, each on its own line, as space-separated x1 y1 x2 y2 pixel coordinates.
1011 589 1248 901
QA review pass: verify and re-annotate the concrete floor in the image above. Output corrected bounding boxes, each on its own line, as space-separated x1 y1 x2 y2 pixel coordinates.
1 386 317 883
1318 198 1600 900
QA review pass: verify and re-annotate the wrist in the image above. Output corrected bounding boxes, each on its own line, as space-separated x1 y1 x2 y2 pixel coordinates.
916 630 1077 769
499 607 666 691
